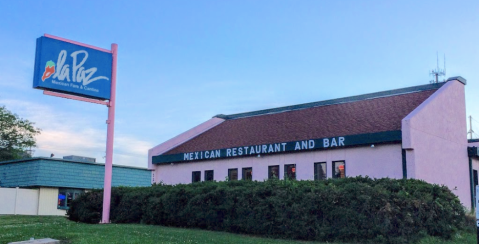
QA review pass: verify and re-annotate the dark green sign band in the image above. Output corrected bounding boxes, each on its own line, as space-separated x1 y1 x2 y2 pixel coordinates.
152 130 402 164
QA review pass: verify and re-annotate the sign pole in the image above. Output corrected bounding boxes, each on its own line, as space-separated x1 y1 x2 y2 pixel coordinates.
34 34 117 223
101 43 118 224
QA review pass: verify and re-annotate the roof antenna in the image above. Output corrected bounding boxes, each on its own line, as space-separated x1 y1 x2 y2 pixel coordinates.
468 115 475 140
430 52 446 83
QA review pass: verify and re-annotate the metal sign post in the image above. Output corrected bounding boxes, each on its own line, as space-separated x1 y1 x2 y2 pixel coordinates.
101 43 117 224
34 34 117 224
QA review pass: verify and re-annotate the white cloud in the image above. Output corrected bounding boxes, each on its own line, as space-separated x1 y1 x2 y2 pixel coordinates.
0 98 153 168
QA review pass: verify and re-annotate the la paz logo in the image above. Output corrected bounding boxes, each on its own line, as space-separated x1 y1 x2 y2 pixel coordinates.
42 50 109 86
42 60 55 81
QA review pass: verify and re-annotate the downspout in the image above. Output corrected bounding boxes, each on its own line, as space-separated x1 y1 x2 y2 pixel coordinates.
402 149 407 179
469 156 475 210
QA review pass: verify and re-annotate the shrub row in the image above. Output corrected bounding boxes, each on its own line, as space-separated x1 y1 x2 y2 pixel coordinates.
68 177 466 244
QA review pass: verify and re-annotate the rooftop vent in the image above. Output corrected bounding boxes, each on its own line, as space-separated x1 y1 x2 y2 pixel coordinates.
63 155 96 163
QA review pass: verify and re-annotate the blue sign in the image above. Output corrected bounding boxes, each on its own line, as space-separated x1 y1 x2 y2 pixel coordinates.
33 36 112 100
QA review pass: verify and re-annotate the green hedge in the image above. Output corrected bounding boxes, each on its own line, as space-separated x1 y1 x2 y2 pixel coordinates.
68 177 466 243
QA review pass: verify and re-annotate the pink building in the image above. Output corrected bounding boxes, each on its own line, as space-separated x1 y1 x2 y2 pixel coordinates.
149 76 478 208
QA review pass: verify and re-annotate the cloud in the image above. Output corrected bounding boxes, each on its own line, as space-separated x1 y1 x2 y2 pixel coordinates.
115 135 153 157
0 98 153 168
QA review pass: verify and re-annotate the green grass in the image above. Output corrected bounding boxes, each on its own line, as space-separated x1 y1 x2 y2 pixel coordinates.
0 215 475 244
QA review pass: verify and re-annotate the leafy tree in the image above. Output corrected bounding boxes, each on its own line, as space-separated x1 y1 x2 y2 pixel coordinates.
0 106 41 161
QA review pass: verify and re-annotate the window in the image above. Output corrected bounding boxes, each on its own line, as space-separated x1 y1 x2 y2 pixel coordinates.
205 170 214 181
242 167 252 180
284 164 296 180
268 165 279 179
228 168 238 181
333 161 346 179
58 188 83 209
314 162 327 180
474 170 478 187
192 171 201 183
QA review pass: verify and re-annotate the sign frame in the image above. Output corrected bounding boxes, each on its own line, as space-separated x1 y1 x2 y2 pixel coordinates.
34 34 117 224
33 35 113 100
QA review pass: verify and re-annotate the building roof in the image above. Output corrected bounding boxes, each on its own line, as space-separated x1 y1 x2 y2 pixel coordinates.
0 157 151 188
0 157 148 170
165 82 444 155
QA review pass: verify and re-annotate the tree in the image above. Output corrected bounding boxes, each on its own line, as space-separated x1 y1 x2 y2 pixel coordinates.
0 106 41 161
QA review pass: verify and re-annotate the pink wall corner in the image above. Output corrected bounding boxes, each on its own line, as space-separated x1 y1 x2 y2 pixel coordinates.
404 149 416 179
401 80 469 207
148 118 225 172
401 120 413 149
471 143 479 177
469 141 479 147
155 143 403 185
472 158 479 172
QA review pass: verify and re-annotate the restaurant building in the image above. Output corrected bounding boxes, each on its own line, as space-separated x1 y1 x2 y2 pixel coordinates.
149 76 477 208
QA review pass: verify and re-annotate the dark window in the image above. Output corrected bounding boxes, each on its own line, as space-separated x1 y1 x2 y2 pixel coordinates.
284 164 296 180
242 167 252 180
474 170 478 208
268 165 279 179
333 161 346 179
58 188 83 210
474 170 478 187
58 192 66 208
228 168 238 181
66 192 73 207
314 162 327 180
192 171 201 183
205 170 214 181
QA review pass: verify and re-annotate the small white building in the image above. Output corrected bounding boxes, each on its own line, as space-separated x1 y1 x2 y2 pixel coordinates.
0 157 151 216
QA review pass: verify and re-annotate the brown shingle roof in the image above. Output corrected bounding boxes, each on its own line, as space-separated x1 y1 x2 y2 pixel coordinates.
165 83 443 154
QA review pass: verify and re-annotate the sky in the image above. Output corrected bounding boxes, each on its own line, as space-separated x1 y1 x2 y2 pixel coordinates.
0 0 478 168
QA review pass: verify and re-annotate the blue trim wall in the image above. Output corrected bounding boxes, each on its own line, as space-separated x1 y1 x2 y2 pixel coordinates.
0 158 151 189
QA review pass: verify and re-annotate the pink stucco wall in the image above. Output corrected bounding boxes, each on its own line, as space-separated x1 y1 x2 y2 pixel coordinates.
154 143 403 184
147 118 224 172
471 156 479 209
470 142 479 173
472 158 479 172
469 141 479 148
402 79 469 207
470 142 479 189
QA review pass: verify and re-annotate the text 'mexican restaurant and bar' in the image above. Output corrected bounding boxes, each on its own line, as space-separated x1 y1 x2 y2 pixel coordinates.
149 76 479 209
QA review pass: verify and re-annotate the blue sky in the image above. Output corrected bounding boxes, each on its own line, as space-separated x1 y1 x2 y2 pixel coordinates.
0 0 478 167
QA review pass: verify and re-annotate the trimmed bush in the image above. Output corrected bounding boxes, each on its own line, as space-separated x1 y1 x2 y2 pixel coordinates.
68 177 466 243
68 188 102 224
